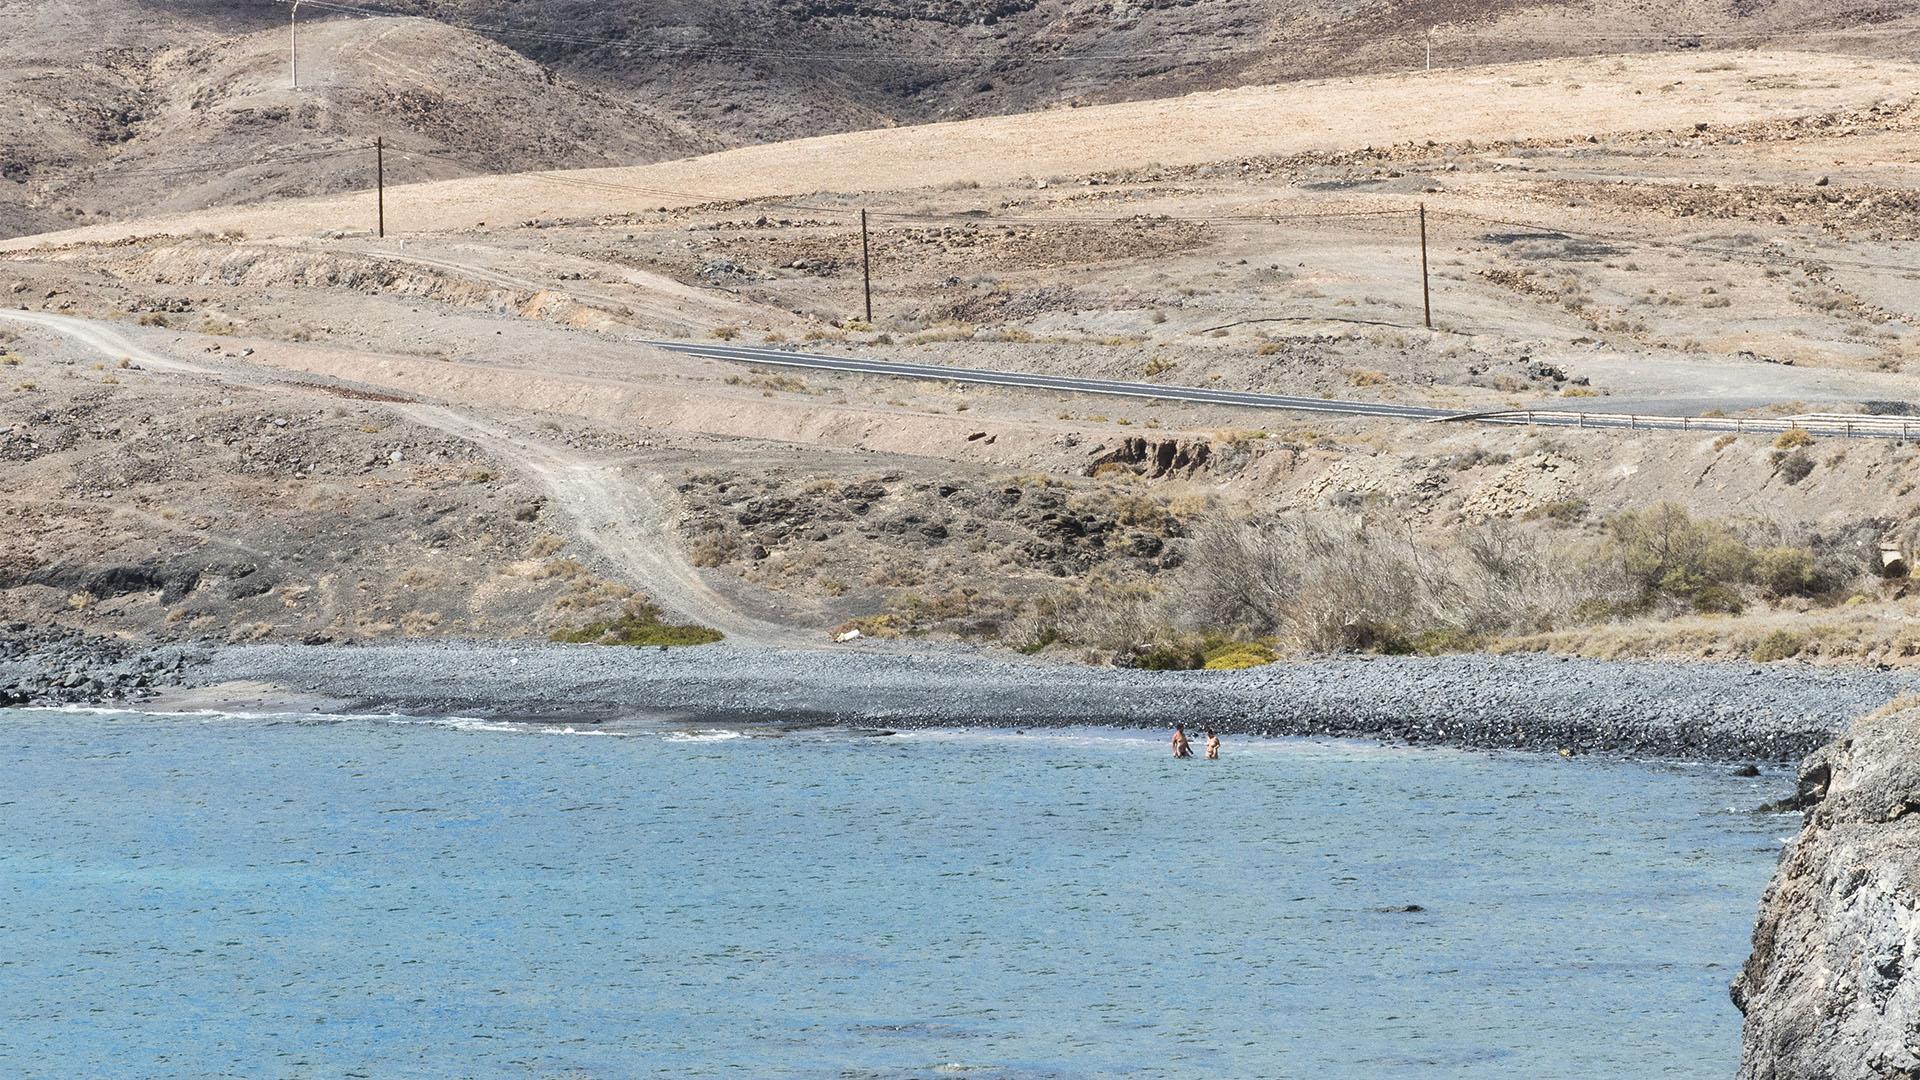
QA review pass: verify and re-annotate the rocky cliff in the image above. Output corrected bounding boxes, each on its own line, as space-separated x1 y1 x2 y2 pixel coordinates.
1733 700 1920 1079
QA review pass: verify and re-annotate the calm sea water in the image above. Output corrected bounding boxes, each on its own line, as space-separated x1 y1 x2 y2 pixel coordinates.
0 709 1789 1080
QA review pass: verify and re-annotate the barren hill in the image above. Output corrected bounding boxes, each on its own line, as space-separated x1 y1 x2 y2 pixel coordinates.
13 47 1916 248
6 0 1920 239
0 4 706 236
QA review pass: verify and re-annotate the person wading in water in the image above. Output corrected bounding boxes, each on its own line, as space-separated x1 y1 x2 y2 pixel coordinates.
1172 725 1193 759
1204 729 1220 759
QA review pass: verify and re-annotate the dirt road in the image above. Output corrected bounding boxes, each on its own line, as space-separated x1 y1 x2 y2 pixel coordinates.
0 309 803 645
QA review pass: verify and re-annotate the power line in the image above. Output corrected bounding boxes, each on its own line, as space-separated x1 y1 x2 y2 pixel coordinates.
385 149 1431 230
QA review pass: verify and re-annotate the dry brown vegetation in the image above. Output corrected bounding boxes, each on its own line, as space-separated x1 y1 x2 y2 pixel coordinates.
1011 503 1884 667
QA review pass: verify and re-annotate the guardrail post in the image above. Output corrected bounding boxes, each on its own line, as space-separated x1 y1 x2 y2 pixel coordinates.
1629 415 1635 430
1577 413 1584 429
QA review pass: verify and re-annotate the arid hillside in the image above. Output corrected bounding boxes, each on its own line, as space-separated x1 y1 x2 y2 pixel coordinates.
0 3 706 237
6 0 1920 238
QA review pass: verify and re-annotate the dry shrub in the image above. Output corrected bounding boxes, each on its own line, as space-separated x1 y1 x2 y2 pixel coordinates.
1751 630 1805 663
554 577 634 610
831 614 910 639
1031 509 1652 656
690 535 735 567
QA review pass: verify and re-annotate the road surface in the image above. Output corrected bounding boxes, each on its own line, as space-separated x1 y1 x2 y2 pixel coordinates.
646 339 1914 440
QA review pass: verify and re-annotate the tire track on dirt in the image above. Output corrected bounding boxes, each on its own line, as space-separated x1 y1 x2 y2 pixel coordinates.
402 405 806 646
0 309 801 646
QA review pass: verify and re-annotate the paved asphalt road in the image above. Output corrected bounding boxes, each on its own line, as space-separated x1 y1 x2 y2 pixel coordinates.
645 339 1916 440
646 338 1452 420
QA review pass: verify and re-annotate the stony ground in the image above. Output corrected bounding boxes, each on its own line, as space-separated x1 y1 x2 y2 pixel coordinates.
6 625 1908 763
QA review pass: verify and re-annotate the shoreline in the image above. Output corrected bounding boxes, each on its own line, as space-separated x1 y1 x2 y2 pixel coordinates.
6 629 1913 762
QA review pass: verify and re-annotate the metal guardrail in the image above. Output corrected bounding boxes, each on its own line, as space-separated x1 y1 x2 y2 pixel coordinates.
1432 409 1920 440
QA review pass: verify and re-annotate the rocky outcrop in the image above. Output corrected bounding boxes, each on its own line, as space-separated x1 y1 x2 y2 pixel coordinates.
1086 437 1211 479
1733 701 1920 1078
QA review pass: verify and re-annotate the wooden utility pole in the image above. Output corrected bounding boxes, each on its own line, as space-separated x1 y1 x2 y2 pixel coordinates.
1419 203 1432 329
860 208 873 324
1425 26 1433 73
289 1 302 90
375 136 385 238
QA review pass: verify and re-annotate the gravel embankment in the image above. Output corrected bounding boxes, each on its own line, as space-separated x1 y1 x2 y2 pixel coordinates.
7 628 1912 762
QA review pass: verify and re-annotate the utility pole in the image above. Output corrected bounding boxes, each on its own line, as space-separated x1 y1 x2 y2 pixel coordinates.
289 1 302 90
375 136 385 238
1426 26 1434 73
1419 203 1432 329
860 208 873 325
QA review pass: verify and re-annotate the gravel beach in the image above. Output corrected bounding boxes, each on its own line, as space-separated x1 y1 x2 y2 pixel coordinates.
5 627 1911 762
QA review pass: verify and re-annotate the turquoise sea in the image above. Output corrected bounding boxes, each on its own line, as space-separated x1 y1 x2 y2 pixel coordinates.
0 709 1788 1079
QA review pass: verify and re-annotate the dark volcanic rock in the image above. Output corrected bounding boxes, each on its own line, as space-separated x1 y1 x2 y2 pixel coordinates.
1733 703 1920 1079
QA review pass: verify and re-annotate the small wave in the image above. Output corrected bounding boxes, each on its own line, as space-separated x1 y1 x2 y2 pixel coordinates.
662 729 748 742
400 716 528 734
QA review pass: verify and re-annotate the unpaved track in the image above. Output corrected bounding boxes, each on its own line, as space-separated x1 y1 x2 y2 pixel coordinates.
400 404 806 645
0 309 803 646
0 309 216 377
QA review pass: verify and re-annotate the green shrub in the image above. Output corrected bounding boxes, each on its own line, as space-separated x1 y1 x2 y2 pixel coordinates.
550 604 723 646
1608 503 1755 600
1752 630 1806 663
1201 641 1277 670
1754 546 1816 597
1409 629 1484 655
1136 640 1206 670
1691 585 1743 615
